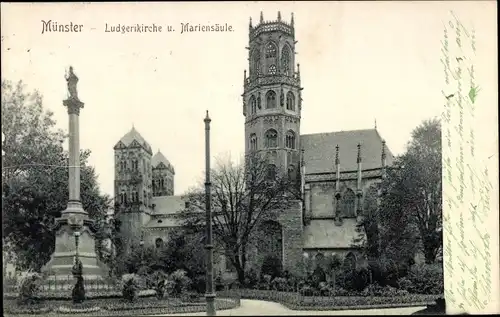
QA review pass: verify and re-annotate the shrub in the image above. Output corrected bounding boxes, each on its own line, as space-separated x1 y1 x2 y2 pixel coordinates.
361 282 409 297
122 274 141 302
339 268 370 291
406 263 444 294
243 268 258 288
271 277 288 291
17 271 42 305
260 255 283 279
168 269 192 296
311 266 327 287
191 275 206 294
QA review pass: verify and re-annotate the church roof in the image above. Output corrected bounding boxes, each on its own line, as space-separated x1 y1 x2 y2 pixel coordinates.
115 126 152 154
151 195 185 215
152 151 174 171
303 219 362 249
301 129 394 174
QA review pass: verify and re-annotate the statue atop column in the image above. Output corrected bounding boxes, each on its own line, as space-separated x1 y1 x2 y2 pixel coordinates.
66 66 79 101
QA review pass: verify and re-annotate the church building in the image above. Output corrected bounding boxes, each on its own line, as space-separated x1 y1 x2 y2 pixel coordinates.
114 12 394 278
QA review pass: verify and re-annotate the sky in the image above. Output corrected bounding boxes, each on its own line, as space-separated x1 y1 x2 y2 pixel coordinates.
1 1 497 197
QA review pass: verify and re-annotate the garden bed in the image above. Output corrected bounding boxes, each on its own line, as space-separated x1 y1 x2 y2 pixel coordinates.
3 296 240 316
219 289 441 310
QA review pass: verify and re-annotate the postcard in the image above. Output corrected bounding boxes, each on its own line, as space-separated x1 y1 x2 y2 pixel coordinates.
1 1 498 316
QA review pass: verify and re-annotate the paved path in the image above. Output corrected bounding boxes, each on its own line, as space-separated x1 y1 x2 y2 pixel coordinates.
155 299 426 316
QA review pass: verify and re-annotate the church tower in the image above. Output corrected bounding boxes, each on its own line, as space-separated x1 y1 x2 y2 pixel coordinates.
243 11 302 179
113 126 153 251
151 150 175 197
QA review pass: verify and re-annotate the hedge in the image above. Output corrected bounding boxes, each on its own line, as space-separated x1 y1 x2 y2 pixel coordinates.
3 297 240 316
218 289 440 310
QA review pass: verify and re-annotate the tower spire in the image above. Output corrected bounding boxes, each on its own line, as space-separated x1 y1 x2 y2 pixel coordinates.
291 12 294 26
374 118 377 129
260 11 264 23
249 16 252 28
277 11 281 22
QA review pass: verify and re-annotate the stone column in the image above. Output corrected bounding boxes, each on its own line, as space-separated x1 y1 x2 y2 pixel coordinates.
41 67 111 292
62 97 87 215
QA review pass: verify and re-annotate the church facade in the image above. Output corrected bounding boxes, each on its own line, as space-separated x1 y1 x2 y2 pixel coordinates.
114 12 394 278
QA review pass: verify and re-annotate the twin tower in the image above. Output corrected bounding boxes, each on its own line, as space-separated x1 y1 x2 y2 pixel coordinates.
243 12 302 179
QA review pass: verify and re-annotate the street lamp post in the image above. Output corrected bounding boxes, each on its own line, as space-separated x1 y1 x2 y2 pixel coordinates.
74 231 81 261
204 111 216 316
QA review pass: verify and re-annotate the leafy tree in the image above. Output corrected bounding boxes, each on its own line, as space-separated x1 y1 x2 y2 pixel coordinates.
352 118 442 285
2 80 111 271
402 118 442 263
180 154 296 284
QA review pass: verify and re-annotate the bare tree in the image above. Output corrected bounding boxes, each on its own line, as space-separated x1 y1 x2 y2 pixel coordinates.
180 153 299 284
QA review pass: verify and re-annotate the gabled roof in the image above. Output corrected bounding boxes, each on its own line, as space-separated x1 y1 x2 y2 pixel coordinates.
301 129 394 174
114 126 152 154
152 151 174 173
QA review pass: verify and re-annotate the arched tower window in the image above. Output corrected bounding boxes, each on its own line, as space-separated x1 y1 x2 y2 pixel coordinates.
286 91 295 111
250 133 257 151
285 130 296 149
268 64 277 75
249 95 257 114
341 189 356 218
266 90 277 109
252 50 261 76
265 42 277 58
265 42 278 75
281 45 291 76
265 129 278 148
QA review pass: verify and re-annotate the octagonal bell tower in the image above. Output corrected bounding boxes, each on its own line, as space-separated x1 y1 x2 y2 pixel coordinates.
243 11 303 179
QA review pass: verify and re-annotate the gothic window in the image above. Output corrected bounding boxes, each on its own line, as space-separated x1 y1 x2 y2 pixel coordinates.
120 193 125 204
286 91 295 111
120 160 127 171
266 90 277 109
265 43 277 58
265 129 278 148
267 164 277 180
268 64 277 75
155 238 163 248
250 133 257 151
131 160 138 171
160 179 165 190
252 50 261 76
342 189 356 218
285 130 296 149
124 192 128 203
250 95 257 114
143 190 147 204
132 191 139 202
281 45 291 76
344 252 357 270
287 164 296 181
